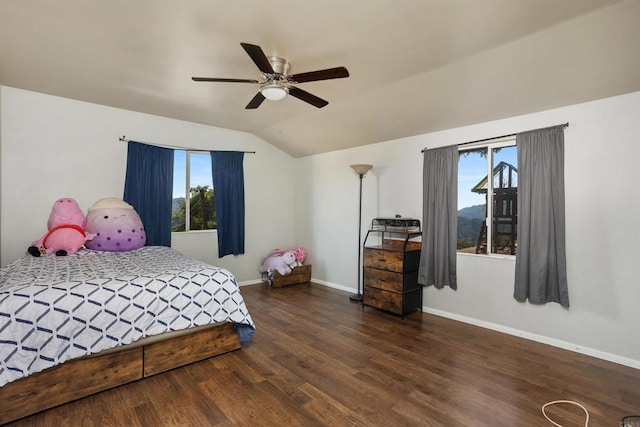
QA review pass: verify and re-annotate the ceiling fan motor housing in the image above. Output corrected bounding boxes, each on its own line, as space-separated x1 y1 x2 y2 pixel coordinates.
267 56 291 76
261 56 291 99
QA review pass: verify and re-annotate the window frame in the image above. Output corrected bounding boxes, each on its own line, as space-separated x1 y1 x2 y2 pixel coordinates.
458 137 517 258
173 150 216 233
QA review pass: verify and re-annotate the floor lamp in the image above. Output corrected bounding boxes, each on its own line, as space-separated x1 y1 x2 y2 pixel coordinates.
349 164 373 302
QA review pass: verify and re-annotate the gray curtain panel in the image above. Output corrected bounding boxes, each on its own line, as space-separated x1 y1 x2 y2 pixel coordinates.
418 145 458 289
514 125 569 307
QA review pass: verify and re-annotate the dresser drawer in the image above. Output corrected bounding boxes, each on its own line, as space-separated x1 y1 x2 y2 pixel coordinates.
363 286 402 314
364 286 422 316
364 268 403 293
364 248 403 272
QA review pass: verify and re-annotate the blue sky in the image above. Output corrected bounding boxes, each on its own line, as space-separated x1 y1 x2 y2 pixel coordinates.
457 146 517 209
173 151 213 198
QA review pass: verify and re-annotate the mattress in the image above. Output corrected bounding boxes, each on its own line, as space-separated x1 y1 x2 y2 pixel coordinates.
0 246 254 387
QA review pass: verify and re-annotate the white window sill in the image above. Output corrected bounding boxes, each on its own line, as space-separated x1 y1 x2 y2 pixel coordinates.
457 252 515 261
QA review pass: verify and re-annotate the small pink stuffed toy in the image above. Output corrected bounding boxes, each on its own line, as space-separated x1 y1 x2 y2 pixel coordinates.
28 198 94 257
291 247 307 264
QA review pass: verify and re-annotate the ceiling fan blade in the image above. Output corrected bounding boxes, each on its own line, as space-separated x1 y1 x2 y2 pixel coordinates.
288 86 329 108
240 42 274 74
192 77 259 83
290 66 349 84
246 92 266 109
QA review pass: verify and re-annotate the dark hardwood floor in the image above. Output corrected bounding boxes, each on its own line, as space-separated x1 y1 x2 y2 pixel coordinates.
6 283 640 426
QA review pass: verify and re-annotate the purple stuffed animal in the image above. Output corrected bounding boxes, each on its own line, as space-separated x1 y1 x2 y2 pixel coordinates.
259 251 296 276
28 198 94 257
85 198 146 251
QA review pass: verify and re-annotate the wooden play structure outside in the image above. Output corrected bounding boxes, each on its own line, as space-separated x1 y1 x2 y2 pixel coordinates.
472 161 518 255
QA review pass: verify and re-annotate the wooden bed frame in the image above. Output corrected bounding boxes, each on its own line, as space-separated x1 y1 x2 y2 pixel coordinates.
0 322 241 424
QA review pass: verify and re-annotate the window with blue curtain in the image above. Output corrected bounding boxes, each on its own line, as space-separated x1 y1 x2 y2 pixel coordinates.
123 141 174 247
210 151 245 257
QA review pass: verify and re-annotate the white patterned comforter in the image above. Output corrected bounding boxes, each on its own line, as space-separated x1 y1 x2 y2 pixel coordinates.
0 246 254 387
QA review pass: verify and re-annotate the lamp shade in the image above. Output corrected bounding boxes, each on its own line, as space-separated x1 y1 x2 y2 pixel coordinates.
261 84 288 101
350 164 373 176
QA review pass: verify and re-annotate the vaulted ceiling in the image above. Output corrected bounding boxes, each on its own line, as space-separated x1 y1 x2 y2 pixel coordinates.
1 0 639 157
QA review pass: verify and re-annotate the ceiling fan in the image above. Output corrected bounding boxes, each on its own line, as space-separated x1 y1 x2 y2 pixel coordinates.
192 43 349 109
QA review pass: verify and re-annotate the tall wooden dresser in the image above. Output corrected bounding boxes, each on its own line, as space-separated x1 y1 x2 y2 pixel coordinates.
362 218 422 316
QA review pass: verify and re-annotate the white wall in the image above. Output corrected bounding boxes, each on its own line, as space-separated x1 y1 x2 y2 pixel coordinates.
296 90 640 368
0 86 296 282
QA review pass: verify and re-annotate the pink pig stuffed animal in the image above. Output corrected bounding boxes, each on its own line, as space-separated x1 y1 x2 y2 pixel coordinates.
28 198 94 257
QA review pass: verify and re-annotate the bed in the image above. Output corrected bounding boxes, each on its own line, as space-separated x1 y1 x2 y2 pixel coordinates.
0 246 255 424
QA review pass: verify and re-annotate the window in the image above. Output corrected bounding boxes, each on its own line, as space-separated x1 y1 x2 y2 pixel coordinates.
457 139 517 255
172 150 216 232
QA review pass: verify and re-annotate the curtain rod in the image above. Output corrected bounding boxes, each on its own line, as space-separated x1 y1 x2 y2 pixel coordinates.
118 136 256 154
420 122 569 153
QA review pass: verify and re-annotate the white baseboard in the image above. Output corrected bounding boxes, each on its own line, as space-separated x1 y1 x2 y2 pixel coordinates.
238 277 344 289
238 279 263 287
309 278 354 293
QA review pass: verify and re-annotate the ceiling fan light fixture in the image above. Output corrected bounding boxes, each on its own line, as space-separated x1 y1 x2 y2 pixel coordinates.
261 84 288 101
192 43 349 109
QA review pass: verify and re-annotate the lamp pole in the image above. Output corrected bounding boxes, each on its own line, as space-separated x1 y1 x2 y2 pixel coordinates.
349 164 373 302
